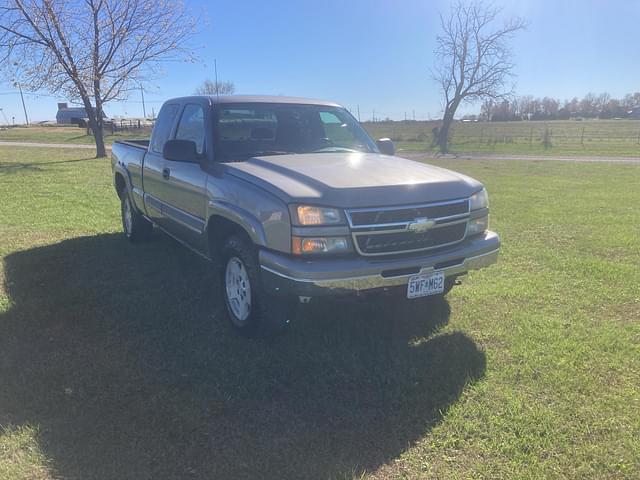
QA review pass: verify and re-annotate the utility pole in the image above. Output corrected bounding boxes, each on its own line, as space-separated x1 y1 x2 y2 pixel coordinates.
357 105 361 122
413 110 415 121
373 109 375 122
15 82 29 125
140 86 147 118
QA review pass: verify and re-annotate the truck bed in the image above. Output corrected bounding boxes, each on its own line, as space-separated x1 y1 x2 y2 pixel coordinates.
115 139 150 149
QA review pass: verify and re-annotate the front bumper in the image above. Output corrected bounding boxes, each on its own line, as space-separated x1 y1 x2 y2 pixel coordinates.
259 231 500 296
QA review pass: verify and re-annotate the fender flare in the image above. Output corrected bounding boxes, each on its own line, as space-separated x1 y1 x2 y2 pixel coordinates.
113 164 147 215
206 200 268 247
113 164 133 197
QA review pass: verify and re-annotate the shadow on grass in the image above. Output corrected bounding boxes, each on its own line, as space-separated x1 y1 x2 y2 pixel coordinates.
0 157 95 174
0 233 486 479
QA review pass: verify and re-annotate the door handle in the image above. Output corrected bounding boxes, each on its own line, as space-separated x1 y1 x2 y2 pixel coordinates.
162 167 170 180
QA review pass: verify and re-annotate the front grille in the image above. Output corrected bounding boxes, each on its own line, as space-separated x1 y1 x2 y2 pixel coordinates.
349 200 469 226
347 199 470 256
355 222 467 254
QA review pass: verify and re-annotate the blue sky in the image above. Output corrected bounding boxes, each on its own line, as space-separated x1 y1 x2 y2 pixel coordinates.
1 0 639 123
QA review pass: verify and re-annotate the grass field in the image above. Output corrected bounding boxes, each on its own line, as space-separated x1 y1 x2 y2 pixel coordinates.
1 147 639 479
363 119 640 156
0 125 148 146
3 120 640 158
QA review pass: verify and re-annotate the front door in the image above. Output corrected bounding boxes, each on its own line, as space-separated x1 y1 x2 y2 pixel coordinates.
143 102 180 225
160 103 208 251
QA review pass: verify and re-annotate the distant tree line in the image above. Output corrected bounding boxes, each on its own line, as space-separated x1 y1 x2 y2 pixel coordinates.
194 79 235 96
473 92 640 121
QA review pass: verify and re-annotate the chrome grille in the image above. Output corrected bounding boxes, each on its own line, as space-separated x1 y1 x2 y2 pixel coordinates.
349 201 469 226
346 199 470 256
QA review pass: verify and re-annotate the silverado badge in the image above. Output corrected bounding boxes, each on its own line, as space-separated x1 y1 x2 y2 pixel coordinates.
407 217 436 233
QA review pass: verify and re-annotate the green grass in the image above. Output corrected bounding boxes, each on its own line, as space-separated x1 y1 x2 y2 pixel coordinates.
1 147 639 479
4 120 640 157
0 125 149 146
363 119 640 156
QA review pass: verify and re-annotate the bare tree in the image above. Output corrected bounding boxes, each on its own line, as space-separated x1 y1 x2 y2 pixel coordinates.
433 1 525 152
194 79 235 96
0 0 196 157
541 97 559 117
580 93 598 118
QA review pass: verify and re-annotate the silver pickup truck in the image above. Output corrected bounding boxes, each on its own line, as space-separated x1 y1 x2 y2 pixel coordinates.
112 95 500 335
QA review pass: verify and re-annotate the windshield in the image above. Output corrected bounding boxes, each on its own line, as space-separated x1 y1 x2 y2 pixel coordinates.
214 103 378 161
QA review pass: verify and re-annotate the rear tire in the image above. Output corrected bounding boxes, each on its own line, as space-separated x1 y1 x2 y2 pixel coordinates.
221 234 294 337
121 193 153 242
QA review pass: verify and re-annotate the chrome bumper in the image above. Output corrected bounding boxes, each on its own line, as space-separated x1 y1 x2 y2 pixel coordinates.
260 231 500 296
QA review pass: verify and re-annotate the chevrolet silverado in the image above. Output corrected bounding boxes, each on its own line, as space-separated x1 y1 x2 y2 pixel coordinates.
111 95 500 335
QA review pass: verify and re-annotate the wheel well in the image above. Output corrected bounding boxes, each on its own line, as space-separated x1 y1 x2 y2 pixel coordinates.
114 173 126 199
207 215 253 260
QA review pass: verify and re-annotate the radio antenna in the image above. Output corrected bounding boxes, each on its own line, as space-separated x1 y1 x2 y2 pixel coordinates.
214 59 220 101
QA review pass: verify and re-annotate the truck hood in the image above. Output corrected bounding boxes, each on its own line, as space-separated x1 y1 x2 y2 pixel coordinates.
225 152 482 207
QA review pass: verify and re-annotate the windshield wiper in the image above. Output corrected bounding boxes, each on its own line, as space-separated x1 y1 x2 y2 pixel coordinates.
311 147 361 153
252 150 294 157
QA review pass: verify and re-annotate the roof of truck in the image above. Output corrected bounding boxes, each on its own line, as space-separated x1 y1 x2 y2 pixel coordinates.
168 95 341 107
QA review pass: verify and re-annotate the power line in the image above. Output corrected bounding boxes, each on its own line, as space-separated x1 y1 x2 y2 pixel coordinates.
0 108 10 126
0 90 59 98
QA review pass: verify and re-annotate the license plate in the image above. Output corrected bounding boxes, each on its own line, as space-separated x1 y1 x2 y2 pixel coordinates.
407 271 445 299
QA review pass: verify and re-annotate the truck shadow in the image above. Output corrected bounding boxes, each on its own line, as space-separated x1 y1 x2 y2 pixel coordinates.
0 233 486 479
0 157 95 175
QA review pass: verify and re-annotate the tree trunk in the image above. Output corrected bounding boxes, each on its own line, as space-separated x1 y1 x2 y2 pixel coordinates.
94 99 106 158
93 121 106 158
93 92 106 158
85 111 106 158
438 111 454 153
79 95 107 158
438 97 462 153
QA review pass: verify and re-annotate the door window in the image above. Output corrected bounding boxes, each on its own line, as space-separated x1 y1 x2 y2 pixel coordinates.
150 103 179 153
175 104 206 155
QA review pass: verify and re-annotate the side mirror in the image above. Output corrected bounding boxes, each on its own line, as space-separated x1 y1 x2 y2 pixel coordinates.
376 138 395 156
163 139 198 162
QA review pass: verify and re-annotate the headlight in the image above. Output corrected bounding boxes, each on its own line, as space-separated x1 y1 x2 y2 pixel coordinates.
469 188 489 210
467 215 489 236
290 205 342 226
291 236 350 255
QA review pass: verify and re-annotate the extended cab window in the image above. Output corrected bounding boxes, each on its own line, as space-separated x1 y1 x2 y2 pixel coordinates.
175 104 205 155
150 103 179 154
214 103 377 161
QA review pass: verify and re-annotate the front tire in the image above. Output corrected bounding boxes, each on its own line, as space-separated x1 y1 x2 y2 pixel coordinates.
121 193 153 242
221 235 294 336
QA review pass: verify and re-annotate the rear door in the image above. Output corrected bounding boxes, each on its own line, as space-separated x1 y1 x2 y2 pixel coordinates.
143 102 180 224
160 102 209 250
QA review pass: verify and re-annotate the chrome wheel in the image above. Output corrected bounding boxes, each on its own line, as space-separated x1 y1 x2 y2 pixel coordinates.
225 256 252 323
123 196 133 236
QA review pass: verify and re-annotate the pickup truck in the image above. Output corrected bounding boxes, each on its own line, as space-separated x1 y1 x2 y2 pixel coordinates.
112 95 500 336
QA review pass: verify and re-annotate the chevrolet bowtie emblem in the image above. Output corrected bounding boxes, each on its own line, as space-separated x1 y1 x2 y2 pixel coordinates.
407 217 436 233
